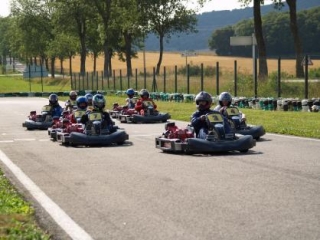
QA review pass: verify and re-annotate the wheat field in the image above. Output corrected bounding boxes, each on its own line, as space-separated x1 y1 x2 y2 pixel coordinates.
67 52 319 75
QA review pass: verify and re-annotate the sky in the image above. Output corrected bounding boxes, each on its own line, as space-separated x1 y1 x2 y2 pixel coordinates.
0 0 274 17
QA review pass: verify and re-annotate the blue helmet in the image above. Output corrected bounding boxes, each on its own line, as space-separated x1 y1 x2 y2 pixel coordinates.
76 96 88 110
85 93 93 105
126 88 135 97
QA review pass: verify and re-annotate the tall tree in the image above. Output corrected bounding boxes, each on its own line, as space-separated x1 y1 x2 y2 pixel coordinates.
241 0 268 79
92 0 113 77
51 0 93 75
274 0 304 77
139 0 198 75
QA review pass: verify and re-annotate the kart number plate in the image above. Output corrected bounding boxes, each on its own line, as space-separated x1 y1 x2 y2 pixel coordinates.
42 105 52 111
207 113 223 123
74 110 86 118
226 107 240 116
88 113 102 121
143 101 153 107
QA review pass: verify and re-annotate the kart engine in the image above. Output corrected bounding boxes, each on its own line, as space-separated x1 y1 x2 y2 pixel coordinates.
163 122 194 141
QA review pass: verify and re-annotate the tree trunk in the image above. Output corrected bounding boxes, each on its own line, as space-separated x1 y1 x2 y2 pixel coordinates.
60 58 63 74
69 55 72 77
124 31 133 77
103 40 110 78
253 0 268 80
50 57 55 78
93 52 97 74
286 0 304 78
156 34 164 75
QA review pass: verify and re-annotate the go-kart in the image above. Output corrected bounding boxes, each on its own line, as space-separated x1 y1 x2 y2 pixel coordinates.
48 110 86 141
22 105 54 130
109 98 137 119
155 111 256 154
225 107 265 140
56 111 129 146
109 102 123 119
118 100 171 123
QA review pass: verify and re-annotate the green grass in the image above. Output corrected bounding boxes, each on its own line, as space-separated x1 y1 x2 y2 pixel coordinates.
0 75 71 93
0 169 51 239
105 95 320 139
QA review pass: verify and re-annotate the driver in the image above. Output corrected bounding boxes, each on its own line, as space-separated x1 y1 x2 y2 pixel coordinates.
214 91 246 122
190 91 216 139
125 88 136 109
135 89 157 113
80 94 114 131
48 93 63 118
65 90 78 111
69 96 88 123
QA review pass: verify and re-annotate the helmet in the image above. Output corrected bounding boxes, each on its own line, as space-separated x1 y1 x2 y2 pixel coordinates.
76 96 88 110
139 89 149 98
49 94 59 106
92 94 105 110
218 92 232 107
195 91 212 110
69 90 78 101
85 93 93 105
126 88 135 97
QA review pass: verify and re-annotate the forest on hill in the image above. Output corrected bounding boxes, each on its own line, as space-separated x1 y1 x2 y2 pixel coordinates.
145 0 320 53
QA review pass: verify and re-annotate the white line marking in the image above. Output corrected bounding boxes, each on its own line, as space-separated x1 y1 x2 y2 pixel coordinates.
0 140 14 143
0 150 93 240
266 133 320 142
14 138 36 141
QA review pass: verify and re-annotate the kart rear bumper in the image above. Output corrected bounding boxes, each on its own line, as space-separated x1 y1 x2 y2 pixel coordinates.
22 120 53 130
236 125 265 140
60 130 129 146
155 135 256 154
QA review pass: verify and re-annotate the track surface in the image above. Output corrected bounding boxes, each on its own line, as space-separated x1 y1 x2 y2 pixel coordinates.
1 97 320 240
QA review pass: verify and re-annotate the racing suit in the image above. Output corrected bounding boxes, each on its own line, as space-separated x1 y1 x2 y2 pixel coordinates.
135 98 157 112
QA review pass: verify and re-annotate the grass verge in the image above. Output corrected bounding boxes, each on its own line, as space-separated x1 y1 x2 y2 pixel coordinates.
0 169 51 239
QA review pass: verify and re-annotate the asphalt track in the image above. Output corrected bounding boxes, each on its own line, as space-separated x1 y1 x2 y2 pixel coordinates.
1 97 320 240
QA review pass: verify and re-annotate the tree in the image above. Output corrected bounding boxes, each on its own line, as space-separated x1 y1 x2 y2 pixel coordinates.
51 0 94 75
11 0 56 77
274 0 304 77
92 0 113 77
139 0 198 75
241 0 268 80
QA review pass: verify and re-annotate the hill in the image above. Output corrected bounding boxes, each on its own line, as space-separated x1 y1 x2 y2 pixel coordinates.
144 0 320 52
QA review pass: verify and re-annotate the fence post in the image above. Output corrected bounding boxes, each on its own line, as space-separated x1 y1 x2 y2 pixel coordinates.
96 71 98 91
135 69 138 90
120 70 123 91
277 57 281 98
216 62 219 96
200 63 204 91
254 58 258 98
174 65 177 93
304 54 309 99
234 60 237 97
113 70 116 92
144 67 146 89
187 64 190 94
163 66 166 93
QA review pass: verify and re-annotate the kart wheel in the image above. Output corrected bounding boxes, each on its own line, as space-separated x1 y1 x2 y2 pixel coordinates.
117 141 125 145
